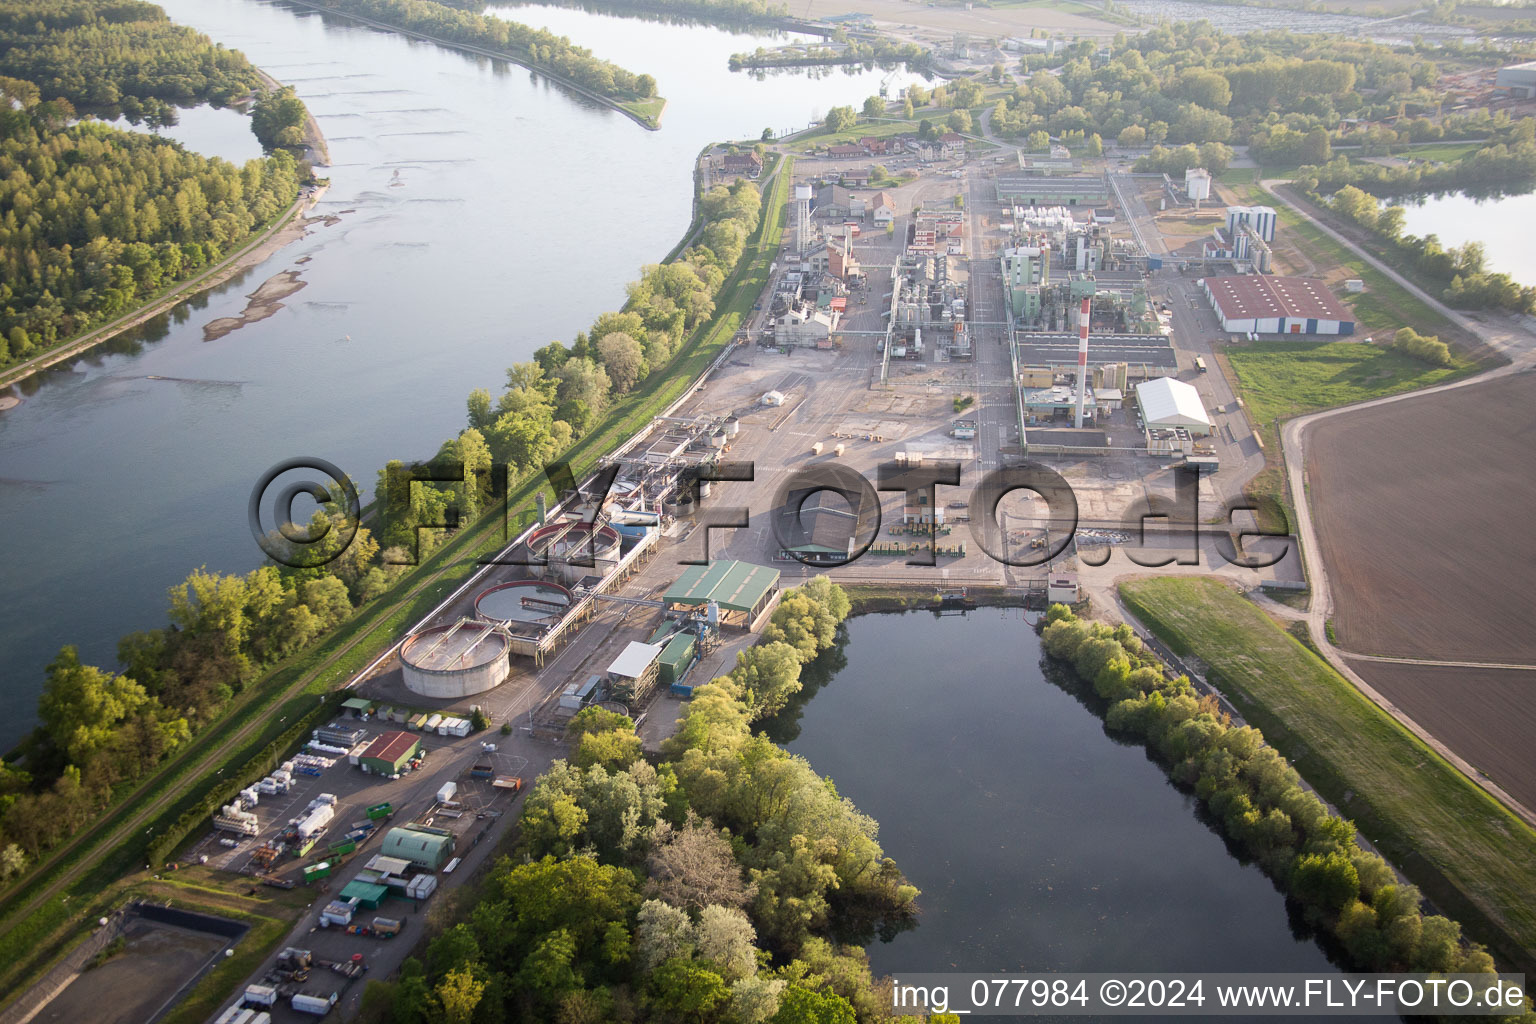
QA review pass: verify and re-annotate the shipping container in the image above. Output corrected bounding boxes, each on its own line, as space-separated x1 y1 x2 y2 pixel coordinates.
436 781 457 804
366 802 393 820
244 984 279 1007
372 916 403 938
291 991 338 1016
423 714 443 732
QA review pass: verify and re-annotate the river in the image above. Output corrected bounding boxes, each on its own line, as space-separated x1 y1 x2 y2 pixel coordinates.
1393 190 1536 288
769 610 1343 979
0 0 925 747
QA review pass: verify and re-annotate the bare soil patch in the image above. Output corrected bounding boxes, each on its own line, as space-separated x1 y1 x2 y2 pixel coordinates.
41 918 223 1024
1350 659 1536 814
1307 371 1536 663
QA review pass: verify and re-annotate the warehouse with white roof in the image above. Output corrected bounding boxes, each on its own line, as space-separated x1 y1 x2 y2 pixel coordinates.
1135 377 1212 436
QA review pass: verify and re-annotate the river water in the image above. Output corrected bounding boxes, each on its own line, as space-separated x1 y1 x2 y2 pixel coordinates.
1394 190 1536 288
772 610 1342 979
0 0 923 745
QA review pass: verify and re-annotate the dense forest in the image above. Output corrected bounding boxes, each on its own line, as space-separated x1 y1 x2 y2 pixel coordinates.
0 84 305 364
314 0 658 105
983 26 1475 154
0 0 264 127
377 580 937 1024
1039 605 1506 980
0 0 317 367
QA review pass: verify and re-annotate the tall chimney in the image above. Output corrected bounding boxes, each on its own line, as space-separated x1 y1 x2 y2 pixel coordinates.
1075 296 1090 428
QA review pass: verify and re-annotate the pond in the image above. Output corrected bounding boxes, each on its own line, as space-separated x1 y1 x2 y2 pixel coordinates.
1393 190 1536 288
768 609 1342 976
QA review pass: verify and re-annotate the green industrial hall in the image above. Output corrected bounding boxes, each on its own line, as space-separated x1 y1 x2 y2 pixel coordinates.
663 560 780 629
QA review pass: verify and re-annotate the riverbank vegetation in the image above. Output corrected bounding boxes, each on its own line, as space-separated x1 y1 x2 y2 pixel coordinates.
310 0 660 116
0 84 306 369
1113 579 1536 977
376 580 926 1023
729 35 933 71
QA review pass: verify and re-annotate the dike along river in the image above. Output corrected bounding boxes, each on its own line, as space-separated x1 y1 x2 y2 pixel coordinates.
767 610 1345 980
0 0 924 746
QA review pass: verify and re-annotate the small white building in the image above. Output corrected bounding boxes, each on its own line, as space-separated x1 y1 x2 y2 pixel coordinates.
1135 377 1212 437
761 390 786 407
1047 573 1079 604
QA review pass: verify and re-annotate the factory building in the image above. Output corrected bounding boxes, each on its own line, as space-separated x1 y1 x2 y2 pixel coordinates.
357 731 421 775
607 642 663 703
1202 275 1355 335
381 826 454 871
1135 377 1212 436
664 560 780 629
1003 246 1050 322
1496 60 1536 98
1224 205 1276 243
995 175 1109 206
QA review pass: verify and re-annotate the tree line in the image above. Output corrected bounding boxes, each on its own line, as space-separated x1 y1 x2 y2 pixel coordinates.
984 24 1469 155
1321 181 1536 315
378 580 939 1024
729 37 932 71
0 172 773 885
0 82 306 366
314 0 658 104
469 0 793 30
0 0 264 129
1040 605 1507 982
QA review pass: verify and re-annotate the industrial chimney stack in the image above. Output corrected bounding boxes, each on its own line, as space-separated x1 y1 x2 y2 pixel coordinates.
1075 296 1090 428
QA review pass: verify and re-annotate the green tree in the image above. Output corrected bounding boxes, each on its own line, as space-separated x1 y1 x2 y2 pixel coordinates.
824 106 856 133
946 109 973 134
861 95 884 118
38 648 153 765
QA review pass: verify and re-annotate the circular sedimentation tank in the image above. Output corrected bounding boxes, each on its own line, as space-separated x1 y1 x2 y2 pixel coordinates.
400 622 510 698
474 580 573 625
523 521 622 582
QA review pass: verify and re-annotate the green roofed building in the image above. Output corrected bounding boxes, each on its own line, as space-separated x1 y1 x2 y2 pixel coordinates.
658 633 697 686
339 879 389 909
663 560 780 629
381 826 454 871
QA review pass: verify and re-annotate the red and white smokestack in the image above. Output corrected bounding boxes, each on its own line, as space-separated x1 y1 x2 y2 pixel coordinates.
1075 296 1090 428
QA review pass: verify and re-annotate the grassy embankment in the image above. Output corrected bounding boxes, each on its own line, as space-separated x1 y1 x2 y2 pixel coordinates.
1120 577 1536 974
0 154 793 1008
1215 182 1479 530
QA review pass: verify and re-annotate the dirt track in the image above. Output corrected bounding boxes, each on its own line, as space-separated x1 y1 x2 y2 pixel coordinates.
1307 371 1536 664
1349 659 1536 813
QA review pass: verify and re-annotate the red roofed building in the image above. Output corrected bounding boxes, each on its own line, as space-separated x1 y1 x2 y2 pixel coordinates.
1201 275 1356 335
827 143 867 159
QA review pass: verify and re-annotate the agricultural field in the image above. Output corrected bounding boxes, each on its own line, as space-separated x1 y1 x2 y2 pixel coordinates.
1306 370 1536 664
1119 576 1536 974
1349 660 1536 814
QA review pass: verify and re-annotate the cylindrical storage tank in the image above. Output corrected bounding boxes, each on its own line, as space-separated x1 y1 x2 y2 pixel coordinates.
709 430 727 449
697 479 713 499
523 522 623 584
723 416 740 438
400 623 510 698
664 492 695 517
474 580 573 626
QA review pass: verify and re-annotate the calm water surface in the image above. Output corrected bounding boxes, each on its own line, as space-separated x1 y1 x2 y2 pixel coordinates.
0 0 920 744
771 610 1342 978
1394 190 1536 287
